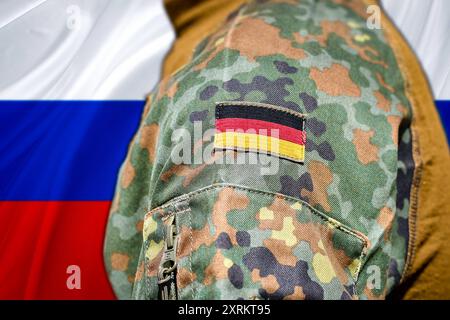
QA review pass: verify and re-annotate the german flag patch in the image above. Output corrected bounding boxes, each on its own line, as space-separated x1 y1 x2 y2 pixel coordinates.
214 101 306 163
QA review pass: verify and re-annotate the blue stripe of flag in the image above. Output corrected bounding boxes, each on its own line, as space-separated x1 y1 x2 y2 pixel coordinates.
0 101 144 200
436 100 450 145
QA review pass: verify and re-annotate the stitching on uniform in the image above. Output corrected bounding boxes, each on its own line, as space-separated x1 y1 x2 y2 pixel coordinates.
398 55 422 285
301 110 306 162
158 217 167 299
353 245 368 297
148 183 369 270
213 146 305 164
380 9 424 283
354 246 367 282
188 206 195 300
216 101 307 119
161 208 190 221
352 284 357 299
150 183 368 246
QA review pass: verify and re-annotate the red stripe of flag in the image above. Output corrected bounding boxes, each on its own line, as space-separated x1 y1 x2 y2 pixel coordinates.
0 201 116 299
215 118 305 145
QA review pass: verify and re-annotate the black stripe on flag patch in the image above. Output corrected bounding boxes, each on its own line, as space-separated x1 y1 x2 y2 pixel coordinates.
215 102 305 130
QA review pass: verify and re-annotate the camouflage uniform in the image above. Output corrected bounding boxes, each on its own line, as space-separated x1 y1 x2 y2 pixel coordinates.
104 0 418 300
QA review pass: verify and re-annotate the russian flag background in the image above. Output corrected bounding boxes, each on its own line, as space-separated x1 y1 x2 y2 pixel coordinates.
0 0 448 299
0 101 144 299
0 0 174 299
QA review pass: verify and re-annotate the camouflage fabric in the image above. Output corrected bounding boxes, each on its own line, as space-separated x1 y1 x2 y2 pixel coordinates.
104 0 416 300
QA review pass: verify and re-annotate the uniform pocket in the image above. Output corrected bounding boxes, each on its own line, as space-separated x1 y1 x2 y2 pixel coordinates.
141 184 368 300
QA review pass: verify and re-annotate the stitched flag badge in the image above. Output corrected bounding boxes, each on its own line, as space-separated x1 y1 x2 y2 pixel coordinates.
214 101 306 163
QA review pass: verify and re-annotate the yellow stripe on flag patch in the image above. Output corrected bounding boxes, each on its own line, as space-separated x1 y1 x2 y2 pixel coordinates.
214 132 305 162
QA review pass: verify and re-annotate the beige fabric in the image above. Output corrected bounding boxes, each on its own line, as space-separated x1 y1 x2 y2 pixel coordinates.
162 0 249 78
379 1 450 299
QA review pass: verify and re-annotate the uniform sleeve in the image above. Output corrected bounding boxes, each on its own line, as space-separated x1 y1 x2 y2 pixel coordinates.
104 0 422 300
